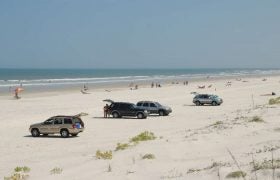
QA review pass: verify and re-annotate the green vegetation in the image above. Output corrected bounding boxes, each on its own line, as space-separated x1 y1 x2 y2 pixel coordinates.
249 116 264 123
142 153 155 159
269 97 280 105
252 159 280 171
4 166 31 180
187 161 228 174
210 121 224 128
96 150 113 160
14 167 30 173
50 167 63 175
130 131 156 143
226 171 246 178
115 143 130 151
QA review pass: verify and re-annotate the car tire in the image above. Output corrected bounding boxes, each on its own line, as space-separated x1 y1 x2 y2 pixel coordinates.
159 110 165 116
31 128 40 137
112 112 120 118
212 101 217 106
71 133 78 136
137 112 144 119
60 129 69 138
195 101 201 106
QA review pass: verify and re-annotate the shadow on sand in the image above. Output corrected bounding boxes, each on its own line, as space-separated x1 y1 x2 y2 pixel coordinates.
23 135 78 138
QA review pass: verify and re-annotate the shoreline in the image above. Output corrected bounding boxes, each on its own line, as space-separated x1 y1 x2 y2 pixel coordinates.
1 73 279 98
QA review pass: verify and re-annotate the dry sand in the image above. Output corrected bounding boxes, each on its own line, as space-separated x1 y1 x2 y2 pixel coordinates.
1 75 280 180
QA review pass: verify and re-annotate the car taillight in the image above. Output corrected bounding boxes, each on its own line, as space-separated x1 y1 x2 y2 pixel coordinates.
72 124 76 129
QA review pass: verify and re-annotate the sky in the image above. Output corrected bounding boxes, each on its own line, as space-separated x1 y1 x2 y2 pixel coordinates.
0 0 279 69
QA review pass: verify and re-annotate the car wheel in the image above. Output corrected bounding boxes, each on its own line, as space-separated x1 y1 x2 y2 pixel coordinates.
60 129 69 138
159 110 165 116
71 133 78 136
112 112 120 118
195 101 200 106
31 128 40 137
137 112 144 119
212 101 217 106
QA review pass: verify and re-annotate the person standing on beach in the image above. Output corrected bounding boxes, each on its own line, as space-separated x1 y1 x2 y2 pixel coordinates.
103 104 109 118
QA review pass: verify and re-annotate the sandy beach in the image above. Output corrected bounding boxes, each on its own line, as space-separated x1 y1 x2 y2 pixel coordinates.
1 75 280 180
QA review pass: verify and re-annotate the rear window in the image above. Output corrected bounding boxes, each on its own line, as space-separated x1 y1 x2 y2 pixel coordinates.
64 118 72 124
73 117 81 123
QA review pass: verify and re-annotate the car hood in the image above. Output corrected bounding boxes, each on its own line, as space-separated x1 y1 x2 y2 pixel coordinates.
162 105 172 110
30 122 43 127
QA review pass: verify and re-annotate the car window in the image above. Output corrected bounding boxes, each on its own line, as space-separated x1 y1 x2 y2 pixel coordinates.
54 118 63 124
155 102 162 107
110 103 116 108
44 118 54 125
150 103 156 107
136 102 143 106
143 103 149 107
64 118 72 124
119 103 131 109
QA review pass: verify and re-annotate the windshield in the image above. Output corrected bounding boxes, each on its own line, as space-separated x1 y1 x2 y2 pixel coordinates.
155 102 162 107
210 95 219 99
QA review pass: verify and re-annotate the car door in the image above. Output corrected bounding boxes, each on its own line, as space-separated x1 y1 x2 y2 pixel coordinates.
127 104 137 116
149 103 158 114
40 118 54 134
142 102 150 112
204 95 212 104
118 103 129 116
52 117 63 133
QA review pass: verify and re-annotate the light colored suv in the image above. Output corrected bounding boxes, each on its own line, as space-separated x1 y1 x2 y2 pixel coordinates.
136 101 172 116
193 94 223 106
29 116 85 138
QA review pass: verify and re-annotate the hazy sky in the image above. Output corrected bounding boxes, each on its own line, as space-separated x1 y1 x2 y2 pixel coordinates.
0 0 279 69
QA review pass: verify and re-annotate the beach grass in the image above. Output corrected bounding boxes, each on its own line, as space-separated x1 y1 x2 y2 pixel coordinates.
96 150 113 160
269 97 280 105
130 131 156 144
142 153 155 160
115 143 130 151
4 166 31 180
50 167 63 175
249 116 264 123
226 171 246 178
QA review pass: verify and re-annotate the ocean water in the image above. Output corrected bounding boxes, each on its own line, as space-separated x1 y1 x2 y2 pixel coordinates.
0 68 279 92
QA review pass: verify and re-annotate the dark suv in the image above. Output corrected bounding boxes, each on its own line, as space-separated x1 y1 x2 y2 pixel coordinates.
108 102 148 119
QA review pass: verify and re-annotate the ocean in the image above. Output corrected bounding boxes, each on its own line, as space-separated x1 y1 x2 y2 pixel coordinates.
0 68 279 93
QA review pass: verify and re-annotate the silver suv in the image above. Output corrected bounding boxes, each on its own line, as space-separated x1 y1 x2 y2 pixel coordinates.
193 94 223 106
29 116 85 138
136 101 172 116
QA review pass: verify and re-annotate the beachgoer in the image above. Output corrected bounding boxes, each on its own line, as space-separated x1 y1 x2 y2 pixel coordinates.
83 84 88 91
14 89 19 99
151 82 154 88
103 104 109 118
